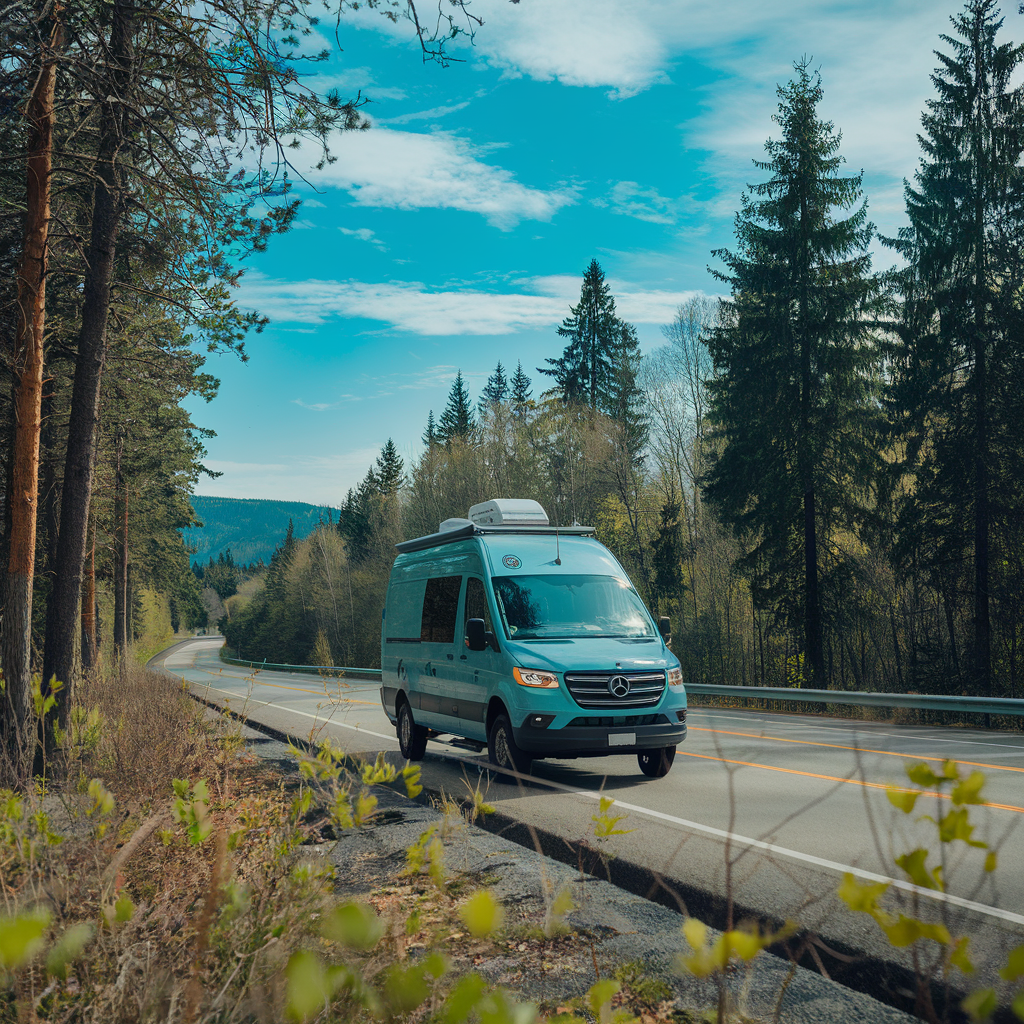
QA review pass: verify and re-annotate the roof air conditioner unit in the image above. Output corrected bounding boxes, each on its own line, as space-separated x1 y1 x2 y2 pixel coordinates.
468 499 549 527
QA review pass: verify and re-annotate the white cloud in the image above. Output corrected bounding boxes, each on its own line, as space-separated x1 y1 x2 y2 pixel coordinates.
293 399 337 411
595 181 677 224
302 127 575 229
240 271 707 335
379 101 472 125
339 226 387 250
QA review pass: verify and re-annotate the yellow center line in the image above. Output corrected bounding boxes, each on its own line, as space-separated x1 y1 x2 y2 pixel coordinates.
675 750 1024 814
687 725 1024 775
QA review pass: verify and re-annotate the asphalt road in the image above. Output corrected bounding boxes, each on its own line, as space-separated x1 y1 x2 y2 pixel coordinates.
155 636 1024 1004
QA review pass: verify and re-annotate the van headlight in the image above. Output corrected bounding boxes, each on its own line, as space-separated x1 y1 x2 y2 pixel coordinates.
667 667 684 688
513 667 559 689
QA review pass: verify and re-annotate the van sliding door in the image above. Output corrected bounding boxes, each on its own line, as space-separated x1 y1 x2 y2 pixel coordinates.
415 575 463 730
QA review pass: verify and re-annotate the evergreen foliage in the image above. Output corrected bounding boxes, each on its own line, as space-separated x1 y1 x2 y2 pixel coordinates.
541 259 620 411
885 0 1024 697
510 361 533 417
479 361 509 412
422 410 438 448
702 60 882 687
437 370 476 444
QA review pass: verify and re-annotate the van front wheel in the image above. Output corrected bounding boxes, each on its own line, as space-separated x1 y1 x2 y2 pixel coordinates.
398 701 428 761
637 745 675 778
488 715 532 780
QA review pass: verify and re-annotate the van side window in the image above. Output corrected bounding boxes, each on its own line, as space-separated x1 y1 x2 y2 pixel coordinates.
464 577 494 640
420 576 462 643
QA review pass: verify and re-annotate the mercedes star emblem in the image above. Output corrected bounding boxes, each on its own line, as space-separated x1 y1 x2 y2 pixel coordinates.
607 675 631 698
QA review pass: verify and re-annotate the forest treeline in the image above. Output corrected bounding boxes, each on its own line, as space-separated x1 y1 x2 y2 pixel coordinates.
226 5 1024 706
0 0 469 784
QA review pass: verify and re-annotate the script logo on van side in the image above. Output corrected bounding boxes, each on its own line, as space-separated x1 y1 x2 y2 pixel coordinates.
502 555 521 569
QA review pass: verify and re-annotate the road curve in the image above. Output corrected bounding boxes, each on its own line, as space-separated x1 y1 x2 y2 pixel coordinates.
154 637 1024 1006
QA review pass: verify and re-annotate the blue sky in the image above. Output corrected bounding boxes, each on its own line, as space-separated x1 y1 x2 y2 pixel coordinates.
189 0 996 506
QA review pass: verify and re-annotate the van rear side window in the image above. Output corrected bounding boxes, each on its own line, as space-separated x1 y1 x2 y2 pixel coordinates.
420 576 462 643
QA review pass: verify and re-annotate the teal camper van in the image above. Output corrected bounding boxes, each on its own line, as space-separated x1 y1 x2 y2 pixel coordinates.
379 499 687 779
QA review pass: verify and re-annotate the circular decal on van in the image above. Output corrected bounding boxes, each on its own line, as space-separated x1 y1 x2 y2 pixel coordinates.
502 554 521 569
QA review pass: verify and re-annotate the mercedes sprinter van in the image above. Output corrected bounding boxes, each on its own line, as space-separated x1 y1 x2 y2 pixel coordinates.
380 499 687 779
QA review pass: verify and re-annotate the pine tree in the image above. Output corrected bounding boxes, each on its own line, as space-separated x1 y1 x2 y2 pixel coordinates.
610 320 648 454
886 0 1024 699
702 60 882 688
479 361 508 413
541 259 620 411
375 438 405 496
437 370 475 444
510 361 533 418
422 410 438 448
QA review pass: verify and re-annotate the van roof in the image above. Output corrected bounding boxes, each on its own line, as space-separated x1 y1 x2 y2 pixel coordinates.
395 522 596 554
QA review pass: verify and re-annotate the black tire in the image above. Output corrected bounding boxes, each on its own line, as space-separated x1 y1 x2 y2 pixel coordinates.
397 700 428 761
637 745 676 778
488 713 532 781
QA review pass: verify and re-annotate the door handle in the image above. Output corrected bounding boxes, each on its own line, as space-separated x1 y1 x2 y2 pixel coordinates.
459 654 467 661
447 653 454 661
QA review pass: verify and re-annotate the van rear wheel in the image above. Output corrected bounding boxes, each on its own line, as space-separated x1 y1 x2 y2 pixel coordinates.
637 745 675 778
398 701 428 761
488 714 532 781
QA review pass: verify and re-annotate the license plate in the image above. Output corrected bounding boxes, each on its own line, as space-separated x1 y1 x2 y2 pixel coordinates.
608 732 636 747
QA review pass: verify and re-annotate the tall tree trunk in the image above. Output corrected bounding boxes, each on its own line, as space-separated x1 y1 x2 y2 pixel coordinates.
971 19 991 704
798 190 825 688
1 11 60 785
43 0 132 716
113 432 128 655
81 520 97 671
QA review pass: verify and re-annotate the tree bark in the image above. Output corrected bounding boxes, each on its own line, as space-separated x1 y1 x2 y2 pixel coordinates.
81 521 97 671
113 432 128 655
2 11 60 785
43 0 132 717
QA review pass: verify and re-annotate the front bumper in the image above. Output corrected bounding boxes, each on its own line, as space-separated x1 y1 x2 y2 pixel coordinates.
512 717 686 757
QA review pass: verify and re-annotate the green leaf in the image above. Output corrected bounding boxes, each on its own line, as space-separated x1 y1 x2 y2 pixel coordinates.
951 771 986 806
0 909 51 969
1000 943 1024 983
837 873 890 914
460 890 504 938
46 923 93 979
321 902 383 950
114 894 135 922
906 762 942 788
985 851 998 873
950 936 975 975
895 848 942 891
285 950 331 1022
587 979 620 1017
886 788 920 814
442 973 489 1024
962 987 997 1023
1012 989 1024 1022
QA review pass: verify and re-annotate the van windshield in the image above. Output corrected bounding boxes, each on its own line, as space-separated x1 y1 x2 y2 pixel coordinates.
492 574 655 639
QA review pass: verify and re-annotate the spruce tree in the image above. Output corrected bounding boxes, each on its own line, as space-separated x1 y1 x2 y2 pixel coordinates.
886 0 1024 698
541 259 619 410
510 361 533 418
422 410 438 448
479 361 508 413
702 60 881 688
610 320 648 456
437 370 475 443
375 438 405 496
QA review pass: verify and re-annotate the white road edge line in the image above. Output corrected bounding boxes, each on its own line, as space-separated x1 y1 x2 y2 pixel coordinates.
194 680 1024 930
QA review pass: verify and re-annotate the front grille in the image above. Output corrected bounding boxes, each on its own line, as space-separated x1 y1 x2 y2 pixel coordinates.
563 670 666 710
567 714 669 727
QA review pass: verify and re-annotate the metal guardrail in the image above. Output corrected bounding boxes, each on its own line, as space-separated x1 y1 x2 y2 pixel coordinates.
219 652 382 681
686 683 1024 718
216 647 1023 718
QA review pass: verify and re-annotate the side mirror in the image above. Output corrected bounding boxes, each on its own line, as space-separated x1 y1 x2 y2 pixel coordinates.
658 616 672 645
467 618 488 652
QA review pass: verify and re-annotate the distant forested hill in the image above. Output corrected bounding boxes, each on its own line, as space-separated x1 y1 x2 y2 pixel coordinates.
183 495 335 567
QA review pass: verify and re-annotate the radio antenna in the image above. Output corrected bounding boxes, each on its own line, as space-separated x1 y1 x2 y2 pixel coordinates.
555 526 561 565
